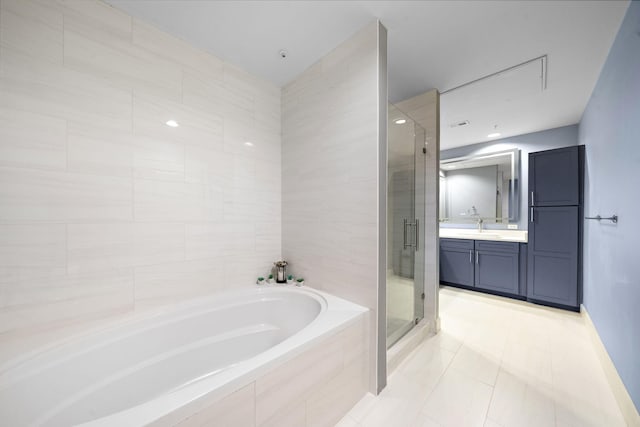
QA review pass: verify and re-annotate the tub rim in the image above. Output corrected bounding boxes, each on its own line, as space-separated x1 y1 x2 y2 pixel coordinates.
0 286 326 377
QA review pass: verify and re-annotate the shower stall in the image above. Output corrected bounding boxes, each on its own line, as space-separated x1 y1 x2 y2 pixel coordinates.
387 104 426 348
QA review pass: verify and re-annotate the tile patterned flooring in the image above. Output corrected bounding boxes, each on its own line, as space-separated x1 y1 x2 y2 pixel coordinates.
339 286 627 427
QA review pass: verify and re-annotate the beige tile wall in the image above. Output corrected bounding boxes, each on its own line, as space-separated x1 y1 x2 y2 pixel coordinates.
281 21 386 392
0 0 281 356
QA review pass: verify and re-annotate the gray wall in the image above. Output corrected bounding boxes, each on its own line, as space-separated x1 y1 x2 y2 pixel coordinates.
441 125 579 230
580 1 639 412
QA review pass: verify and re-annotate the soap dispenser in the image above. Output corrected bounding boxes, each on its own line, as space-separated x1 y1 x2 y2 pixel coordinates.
274 260 288 283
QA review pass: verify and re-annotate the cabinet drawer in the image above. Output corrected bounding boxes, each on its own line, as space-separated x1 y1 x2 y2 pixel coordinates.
440 238 474 250
474 240 519 253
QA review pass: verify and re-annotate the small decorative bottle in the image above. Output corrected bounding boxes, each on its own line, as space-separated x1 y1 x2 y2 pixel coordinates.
274 260 288 283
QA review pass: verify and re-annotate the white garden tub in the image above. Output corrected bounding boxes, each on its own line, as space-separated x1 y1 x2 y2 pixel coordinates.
0 286 368 427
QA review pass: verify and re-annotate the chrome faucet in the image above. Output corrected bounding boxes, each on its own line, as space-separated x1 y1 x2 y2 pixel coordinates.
477 217 484 232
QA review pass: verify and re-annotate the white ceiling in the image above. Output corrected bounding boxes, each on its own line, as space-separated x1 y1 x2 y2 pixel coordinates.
107 0 629 149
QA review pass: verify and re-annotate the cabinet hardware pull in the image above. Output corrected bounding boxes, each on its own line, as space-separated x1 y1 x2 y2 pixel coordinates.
531 191 535 206
469 250 473 263
530 207 534 223
476 251 479 264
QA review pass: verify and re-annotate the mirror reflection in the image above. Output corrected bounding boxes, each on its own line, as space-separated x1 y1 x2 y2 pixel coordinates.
439 149 519 225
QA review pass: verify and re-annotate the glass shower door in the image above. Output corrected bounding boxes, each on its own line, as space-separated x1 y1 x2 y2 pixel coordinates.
387 104 425 348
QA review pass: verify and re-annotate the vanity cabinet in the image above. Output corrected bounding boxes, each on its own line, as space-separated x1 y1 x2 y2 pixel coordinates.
440 239 474 287
529 146 582 207
440 238 526 298
528 146 584 311
475 241 520 295
527 206 579 307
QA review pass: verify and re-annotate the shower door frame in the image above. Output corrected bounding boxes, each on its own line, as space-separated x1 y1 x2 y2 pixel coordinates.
386 107 426 349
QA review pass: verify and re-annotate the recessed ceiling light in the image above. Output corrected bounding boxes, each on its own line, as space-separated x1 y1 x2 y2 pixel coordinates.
450 120 470 128
394 119 407 125
165 120 179 128
487 132 501 138
244 141 254 147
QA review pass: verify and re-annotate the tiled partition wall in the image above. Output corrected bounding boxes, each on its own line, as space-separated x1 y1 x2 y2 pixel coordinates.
0 0 281 358
282 21 387 392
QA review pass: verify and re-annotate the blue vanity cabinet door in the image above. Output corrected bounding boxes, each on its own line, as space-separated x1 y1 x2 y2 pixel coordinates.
474 241 520 295
529 146 582 207
527 206 579 308
440 239 474 287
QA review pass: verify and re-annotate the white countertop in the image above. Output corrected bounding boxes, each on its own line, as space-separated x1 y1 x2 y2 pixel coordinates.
440 228 528 243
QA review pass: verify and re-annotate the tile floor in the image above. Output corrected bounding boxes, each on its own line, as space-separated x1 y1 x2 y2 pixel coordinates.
338 286 627 427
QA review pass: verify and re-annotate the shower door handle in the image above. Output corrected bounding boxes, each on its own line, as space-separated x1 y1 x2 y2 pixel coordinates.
414 219 419 252
403 219 419 251
403 219 409 249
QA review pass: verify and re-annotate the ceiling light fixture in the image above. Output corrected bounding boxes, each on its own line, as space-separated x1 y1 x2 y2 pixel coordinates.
394 119 407 125
450 120 470 128
165 120 179 128
487 132 501 138
244 141 254 147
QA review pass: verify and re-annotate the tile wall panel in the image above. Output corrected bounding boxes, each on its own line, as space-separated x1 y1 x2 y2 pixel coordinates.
154 314 367 427
0 0 281 355
173 383 256 427
133 258 225 308
0 168 134 222
66 121 134 178
0 0 63 64
281 21 384 393
0 108 67 170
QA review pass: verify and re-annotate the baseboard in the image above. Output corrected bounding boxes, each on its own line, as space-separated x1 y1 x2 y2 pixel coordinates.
581 304 640 427
433 316 441 333
387 320 432 375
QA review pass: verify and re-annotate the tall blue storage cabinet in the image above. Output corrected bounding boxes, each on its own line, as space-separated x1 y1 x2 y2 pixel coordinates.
527 145 584 310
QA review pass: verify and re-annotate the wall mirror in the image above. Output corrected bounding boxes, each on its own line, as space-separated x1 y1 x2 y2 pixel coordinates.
440 149 520 225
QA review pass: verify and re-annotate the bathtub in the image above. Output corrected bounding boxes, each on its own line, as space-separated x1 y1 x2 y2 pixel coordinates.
0 286 368 427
